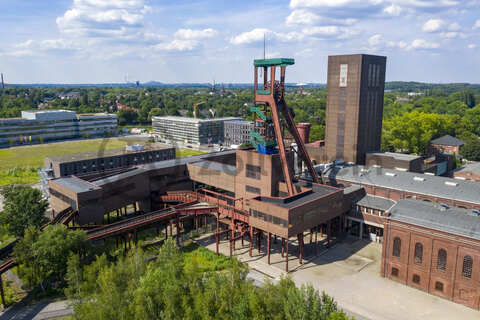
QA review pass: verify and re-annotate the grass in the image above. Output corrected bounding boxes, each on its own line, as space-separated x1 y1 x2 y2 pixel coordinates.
0 137 205 186
182 242 235 272
176 148 205 157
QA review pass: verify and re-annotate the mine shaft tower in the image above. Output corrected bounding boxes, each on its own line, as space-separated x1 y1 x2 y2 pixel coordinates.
250 58 320 195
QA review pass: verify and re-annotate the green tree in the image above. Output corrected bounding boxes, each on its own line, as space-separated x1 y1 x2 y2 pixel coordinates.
0 185 48 237
460 138 480 161
14 225 87 291
118 109 138 125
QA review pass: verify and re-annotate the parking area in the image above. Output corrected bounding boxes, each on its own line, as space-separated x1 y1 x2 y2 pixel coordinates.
195 233 480 320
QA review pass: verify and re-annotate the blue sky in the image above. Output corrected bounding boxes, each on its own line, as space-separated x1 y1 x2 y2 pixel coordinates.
0 0 479 84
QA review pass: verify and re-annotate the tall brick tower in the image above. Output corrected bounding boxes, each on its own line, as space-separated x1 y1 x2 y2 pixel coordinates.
325 54 387 164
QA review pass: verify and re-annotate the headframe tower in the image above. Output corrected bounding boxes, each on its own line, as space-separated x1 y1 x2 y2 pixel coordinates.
249 58 320 196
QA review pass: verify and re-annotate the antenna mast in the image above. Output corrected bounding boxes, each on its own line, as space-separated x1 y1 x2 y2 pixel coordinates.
1 73 4 90
263 33 266 59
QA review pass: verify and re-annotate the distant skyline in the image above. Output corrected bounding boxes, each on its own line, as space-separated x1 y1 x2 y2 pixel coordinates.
0 0 479 84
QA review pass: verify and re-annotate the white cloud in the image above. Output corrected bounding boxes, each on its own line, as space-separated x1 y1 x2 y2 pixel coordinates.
368 34 382 46
286 9 321 25
230 28 270 45
383 4 402 16
439 31 464 38
468 43 477 49
448 22 461 31
56 0 150 38
174 28 217 40
474 19 480 29
408 39 440 50
422 19 444 32
290 0 378 9
302 26 340 36
387 41 408 49
154 39 199 51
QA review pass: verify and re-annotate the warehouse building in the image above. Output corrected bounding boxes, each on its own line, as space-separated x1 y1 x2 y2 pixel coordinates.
152 116 240 145
0 110 117 147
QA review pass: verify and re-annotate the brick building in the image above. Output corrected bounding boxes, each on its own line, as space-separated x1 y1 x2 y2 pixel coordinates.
325 54 387 164
430 135 465 155
365 152 424 173
382 199 480 309
453 162 480 182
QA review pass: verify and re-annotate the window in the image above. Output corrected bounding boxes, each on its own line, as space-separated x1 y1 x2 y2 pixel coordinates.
246 164 261 179
435 281 444 292
245 185 261 194
437 249 447 272
414 243 423 265
412 274 420 284
391 267 399 277
392 237 401 258
462 255 473 279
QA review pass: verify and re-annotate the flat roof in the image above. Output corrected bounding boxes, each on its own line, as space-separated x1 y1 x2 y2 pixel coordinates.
389 199 480 240
152 116 241 123
188 160 236 175
90 150 236 186
356 194 396 211
53 176 100 193
327 165 480 205
253 181 339 209
455 162 480 175
46 144 172 163
366 152 422 161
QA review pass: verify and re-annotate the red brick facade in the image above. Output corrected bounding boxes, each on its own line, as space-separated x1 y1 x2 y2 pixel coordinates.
382 221 480 309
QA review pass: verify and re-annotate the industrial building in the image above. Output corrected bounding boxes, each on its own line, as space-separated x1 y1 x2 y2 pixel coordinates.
41 55 480 310
0 110 117 147
44 143 175 178
152 116 240 145
325 54 387 164
223 120 254 146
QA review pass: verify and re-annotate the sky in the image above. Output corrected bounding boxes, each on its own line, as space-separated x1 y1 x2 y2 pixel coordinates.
0 0 479 84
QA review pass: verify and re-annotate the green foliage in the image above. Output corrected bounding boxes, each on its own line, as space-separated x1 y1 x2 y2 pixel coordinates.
14 225 88 292
0 185 48 237
67 239 350 320
460 138 480 161
117 109 138 125
382 111 457 155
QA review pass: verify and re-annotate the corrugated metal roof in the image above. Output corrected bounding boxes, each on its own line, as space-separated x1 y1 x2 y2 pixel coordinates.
389 199 480 240
327 165 480 205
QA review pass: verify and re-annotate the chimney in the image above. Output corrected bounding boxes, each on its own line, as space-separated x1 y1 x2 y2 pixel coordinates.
296 123 312 144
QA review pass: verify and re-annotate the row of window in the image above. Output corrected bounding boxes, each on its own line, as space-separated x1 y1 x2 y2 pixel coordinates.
245 185 261 194
393 238 474 278
250 209 288 228
246 164 261 179
391 268 445 292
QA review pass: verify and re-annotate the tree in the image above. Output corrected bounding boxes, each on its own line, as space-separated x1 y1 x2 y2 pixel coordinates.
14 225 87 291
118 109 138 125
382 111 457 155
460 138 480 161
0 185 48 237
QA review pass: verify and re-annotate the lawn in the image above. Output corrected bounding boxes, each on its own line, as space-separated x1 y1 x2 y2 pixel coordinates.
0 137 205 186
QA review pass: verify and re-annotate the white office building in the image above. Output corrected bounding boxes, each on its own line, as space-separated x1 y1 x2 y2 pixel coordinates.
0 110 117 146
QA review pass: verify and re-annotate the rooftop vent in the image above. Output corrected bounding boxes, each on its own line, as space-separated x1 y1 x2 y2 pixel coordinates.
413 176 425 182
385 172 397 177
444 181 458 187
440 203 450 210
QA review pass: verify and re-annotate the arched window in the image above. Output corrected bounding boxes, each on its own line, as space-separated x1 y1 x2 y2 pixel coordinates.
392 237 401 257
462 255 473 278
437 249 447 272
414 243 423 264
